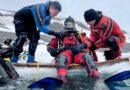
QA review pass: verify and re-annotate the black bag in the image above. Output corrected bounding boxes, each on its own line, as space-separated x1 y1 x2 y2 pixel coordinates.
104 50 114 60
0 47 13 58
0 64 10 84
0 38 14 59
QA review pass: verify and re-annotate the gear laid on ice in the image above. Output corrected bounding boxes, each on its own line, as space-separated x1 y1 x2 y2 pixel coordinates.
28 77 63 89
0 58 19 84
4 38 15 46
105 70 130 82
0 38 14 59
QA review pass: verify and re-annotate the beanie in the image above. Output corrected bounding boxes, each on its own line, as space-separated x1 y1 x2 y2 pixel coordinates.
84 9 98 22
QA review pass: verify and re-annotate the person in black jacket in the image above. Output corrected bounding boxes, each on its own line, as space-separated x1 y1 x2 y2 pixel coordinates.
11 1 62 63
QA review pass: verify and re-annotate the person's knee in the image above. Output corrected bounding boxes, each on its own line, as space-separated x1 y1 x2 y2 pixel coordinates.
28 33 40 55
106 36 116 44
82 53 97 69
14 32 27 50
18 32 27 41
83 53 94 62
106 36 119 51
31 32 40 41
56 54 68 69
13 33 27 56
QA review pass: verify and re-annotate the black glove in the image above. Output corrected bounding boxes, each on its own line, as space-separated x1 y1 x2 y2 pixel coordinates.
89 42 97 51
48 31 63 39
47 47 58 57
72 43 87 54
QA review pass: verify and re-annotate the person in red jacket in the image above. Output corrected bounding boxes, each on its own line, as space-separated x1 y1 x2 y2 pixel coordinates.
84 9 126 60
47 16 98 82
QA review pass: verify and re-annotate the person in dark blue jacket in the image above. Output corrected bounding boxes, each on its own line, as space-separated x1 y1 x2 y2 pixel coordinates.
11 1 62 63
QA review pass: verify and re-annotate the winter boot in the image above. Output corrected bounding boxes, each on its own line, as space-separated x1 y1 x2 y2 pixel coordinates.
11 55 19 63
57 68 68 83
27 53 37 63
58 75 68 83
91 69 99 80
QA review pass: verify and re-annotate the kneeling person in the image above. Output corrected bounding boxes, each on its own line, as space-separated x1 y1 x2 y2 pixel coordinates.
84 9 126 60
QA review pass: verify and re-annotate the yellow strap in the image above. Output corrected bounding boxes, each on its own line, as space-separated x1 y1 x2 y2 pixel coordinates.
4 58 10 62
77 31 83 42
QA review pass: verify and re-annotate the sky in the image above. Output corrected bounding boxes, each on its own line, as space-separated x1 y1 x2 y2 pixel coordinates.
0 0 130 32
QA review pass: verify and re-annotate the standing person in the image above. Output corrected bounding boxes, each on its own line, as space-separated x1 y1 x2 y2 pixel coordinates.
11 1 62 63
47 16 98 82
84 9 126 60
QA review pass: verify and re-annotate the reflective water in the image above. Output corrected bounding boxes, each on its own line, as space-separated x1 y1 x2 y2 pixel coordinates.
0 65 130 90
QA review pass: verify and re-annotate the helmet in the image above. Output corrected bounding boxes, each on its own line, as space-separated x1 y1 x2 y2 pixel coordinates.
64 16 76 30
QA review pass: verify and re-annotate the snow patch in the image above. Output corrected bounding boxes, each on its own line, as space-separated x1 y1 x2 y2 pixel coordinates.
125 34 130 43
0 9 13 14
99 62 130 75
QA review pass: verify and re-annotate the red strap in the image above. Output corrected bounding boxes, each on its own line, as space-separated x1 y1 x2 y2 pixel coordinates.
95 18 113 48
101 18 113 41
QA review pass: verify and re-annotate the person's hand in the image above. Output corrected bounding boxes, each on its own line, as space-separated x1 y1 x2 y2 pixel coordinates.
47 47 58 57
72 43 87 54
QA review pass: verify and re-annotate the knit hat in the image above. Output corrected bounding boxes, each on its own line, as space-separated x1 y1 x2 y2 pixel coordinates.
84 9 98 22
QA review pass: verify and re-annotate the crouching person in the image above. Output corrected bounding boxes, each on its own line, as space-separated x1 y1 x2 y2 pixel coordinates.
11 1 62 63
84 9 126 60
47 16 98 82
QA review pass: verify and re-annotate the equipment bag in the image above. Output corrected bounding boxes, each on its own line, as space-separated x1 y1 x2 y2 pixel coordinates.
0 58 19 80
